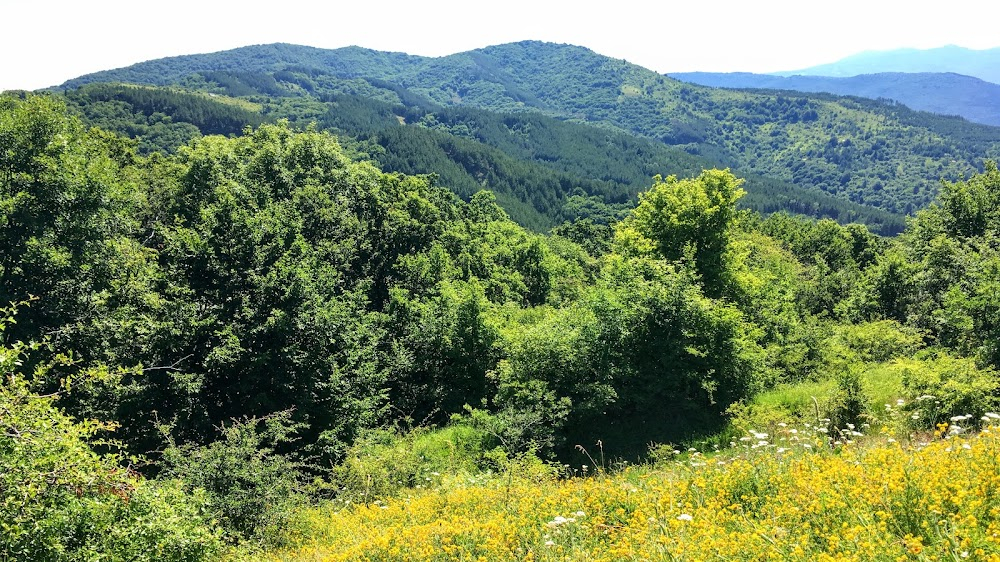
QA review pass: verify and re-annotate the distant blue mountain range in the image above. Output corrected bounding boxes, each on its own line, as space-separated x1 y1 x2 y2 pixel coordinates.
670 71 1000 127
776 45 1000 84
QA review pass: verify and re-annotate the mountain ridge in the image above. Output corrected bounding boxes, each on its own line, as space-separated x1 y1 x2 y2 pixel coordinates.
52 40 1000 220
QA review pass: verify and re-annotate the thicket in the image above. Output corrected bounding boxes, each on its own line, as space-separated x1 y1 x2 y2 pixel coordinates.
4 92 1000 556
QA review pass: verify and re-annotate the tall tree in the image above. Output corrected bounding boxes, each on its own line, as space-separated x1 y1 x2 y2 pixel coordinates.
614 169 744 297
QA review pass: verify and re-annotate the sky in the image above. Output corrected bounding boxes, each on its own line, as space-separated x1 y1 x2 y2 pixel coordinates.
3 0 1000 92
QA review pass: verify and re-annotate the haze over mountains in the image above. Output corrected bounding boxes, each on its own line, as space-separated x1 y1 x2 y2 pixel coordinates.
673 45 1000 128
42 41 1000 234
777 45 1000 83
670 72 1000 127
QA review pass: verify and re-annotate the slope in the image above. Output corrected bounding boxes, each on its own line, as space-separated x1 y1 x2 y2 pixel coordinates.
58 79 906 233
56 41 1000 217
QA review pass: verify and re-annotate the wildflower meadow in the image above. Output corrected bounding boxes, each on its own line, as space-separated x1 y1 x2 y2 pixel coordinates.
266 418 1000 561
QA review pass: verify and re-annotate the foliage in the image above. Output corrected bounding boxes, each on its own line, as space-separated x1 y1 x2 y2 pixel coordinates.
0 93 140 347
830 320 925 363
57 40 952 233
63 83 262 154
827 366 869 430
895 354 1000 432
0 309 221 561
160 412 305 545
880 162 1000 368
615 169 744 295
332 424 489 502
10 85 1000 559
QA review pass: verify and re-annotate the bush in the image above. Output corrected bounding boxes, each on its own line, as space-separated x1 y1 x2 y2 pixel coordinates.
57 480 223 562
894 354 1000 432
333 423 489 502
160 412 305 545
0 308 222 561
827 367 869 430
833 320 925 363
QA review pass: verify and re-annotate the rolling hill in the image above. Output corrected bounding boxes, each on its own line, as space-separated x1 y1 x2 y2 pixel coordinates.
58 81 905 233
55 41 1000 220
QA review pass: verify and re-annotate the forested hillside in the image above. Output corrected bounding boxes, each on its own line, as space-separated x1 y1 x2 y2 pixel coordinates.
672 71 1000 127
57 41 1000 217
54 79 907 233
63 83 262 150
5 90 1000 558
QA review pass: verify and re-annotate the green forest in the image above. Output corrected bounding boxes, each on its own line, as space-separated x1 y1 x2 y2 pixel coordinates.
57 42 1000 217
57 78 907 234
5 83 1000 559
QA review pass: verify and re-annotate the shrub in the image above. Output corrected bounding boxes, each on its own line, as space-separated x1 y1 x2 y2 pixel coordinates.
56 480 223 562
0 307 222 561
827 366 869 430
895 354 1000 432
160 411 305 545
833 320 925 363
333 423 489 502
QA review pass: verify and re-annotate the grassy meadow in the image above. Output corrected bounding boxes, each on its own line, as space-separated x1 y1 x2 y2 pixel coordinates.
262 416 1000 561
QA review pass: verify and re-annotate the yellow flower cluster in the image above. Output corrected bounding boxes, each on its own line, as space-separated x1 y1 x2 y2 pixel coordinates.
267 428 1000 561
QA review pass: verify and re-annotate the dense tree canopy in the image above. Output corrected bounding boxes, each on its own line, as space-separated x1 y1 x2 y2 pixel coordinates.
5 91 1000 556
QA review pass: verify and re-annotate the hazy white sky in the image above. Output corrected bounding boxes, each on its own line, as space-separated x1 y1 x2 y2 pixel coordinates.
3 0 999 91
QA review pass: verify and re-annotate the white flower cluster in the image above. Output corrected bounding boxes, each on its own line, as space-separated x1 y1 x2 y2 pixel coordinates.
543 511 587 547
545 511 586 529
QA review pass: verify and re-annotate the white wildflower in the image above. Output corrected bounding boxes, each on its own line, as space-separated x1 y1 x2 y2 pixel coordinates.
546 516 570 528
